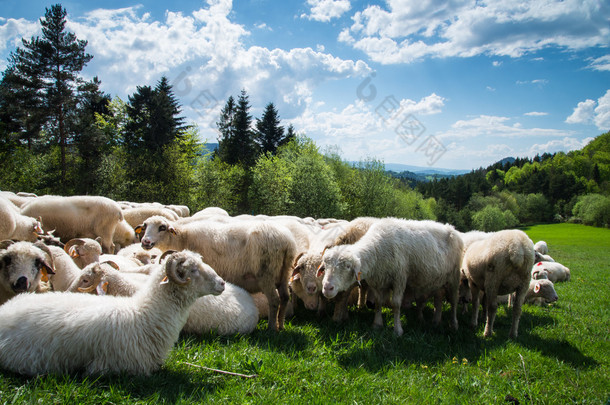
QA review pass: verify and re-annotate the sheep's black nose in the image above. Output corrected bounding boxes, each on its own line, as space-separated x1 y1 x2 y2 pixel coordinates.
12 276 28 293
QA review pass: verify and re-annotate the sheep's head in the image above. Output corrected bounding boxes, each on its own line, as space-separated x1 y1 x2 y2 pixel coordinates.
529 279 558 303
319 246 361 300
290 252 321 310
162 250 225 297
135 216 177 251
0 240 55 295
64 238 102 267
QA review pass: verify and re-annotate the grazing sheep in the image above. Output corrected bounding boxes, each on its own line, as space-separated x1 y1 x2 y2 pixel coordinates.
21 195 125 254
462 229 534 339
0 240 55 305
533 261 570 283
0 196 43 242
136 216 297 331
320 218 463 336
0 250 225 376
534 240 549 255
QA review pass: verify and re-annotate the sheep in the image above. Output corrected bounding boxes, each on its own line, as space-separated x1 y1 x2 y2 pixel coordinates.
63 238 103 269
497 278 558 306
122 206 179 228
0 240 55 305
21 195 125 254
0 250 225 376
69 261 146 296
135 216 297 331
0 191 36 208
191 206 229 219
46 245 85 292
290 217 377 320
0 196 43 242
71 258 258 336
113 219 138 252
531 265 549 280
535 251 555 262
533 261 570 283
116 243 162 266
63 237 152 273
462 229 534 339
319 218 463 336
534 240 549 255
165 204 190 218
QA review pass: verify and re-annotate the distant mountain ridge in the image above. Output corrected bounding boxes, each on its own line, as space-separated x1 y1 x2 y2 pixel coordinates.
383 163 470 176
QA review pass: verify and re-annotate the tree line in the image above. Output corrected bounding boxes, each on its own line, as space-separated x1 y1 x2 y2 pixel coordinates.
1 4 608 229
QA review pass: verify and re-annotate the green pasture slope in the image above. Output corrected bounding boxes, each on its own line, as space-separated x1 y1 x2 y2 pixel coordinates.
0 223 607 403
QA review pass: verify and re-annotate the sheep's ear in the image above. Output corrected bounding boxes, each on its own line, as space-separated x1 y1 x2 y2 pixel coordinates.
96 281 108 295
102 261 120 271
134 225 144 235
292 252 305 268
290 272 301 282
534 282 541 294
168 226 177 235
316 263 325 278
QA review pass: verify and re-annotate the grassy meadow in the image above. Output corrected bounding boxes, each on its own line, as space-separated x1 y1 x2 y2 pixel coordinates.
0 223 608 404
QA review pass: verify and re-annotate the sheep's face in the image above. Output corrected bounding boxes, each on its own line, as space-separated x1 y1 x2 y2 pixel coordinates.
164 251 225 297
530 279 558 303
290 252 322 310
0 242 53 295
136 217 176 251
319 247 361 299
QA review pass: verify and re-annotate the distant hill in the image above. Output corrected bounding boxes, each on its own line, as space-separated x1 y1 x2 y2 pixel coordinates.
384 163 470 179
496 157 516 166
202 142 218 152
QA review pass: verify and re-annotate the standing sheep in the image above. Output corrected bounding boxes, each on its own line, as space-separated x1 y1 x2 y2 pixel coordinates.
462 229 535 339
21 195 125 254
135 216 297 331
0 250 225 376
0 240 55 305
320 218 463 335
0 196 43 242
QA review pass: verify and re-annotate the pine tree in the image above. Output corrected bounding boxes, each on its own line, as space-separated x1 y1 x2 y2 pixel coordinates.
216 95 237 162
5 4 93 189
255 102 284 155
216 90 257 166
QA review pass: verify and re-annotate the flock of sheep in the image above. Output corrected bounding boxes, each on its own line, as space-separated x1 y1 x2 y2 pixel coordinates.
0 190 570 376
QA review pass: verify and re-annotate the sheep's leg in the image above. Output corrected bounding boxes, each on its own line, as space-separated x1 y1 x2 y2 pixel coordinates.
357 282 368 308
432 291 443 326
276 281 290 331
416 297 425 322
391 289 405 336
446 285 459 331
483 288 498 338
508 282 528 339
469 284 481 329
332 290 350 322
262 287 280 331
371 287 385 330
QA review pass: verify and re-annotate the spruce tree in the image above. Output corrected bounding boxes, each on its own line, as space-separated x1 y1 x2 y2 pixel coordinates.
255 102 284 155
216 90 257 166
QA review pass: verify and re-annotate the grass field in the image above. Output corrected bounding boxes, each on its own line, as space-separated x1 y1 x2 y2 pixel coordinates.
0 223 608 404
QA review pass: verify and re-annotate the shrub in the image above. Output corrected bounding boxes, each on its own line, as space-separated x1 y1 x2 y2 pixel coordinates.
572 194 610 227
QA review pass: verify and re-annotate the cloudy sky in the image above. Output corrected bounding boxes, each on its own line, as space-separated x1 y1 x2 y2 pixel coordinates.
1 0 609 170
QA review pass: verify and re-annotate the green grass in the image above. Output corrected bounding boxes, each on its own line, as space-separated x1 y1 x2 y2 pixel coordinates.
1 223 608 404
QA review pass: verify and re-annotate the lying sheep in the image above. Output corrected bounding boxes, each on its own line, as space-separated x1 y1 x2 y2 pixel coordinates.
0 196 43 242
0 191 36 208
462 229 534 339
320 218 463 335
64 238 103 269
21 195 125 254
46 245 86 292
533 261 570 283
69 261 147 296
0 240 55 305
497 278 558 306
0 250 225 376
534 240 549 255
136 216 297 331
535 251 555 262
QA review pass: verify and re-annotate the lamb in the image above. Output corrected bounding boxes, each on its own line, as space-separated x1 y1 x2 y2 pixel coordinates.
319 218 463 336
0 196 43 242
0 250 225 376
534 240 549 255
462 229 535 339
135 216 297 331
21 195 125 254
533 261 570 283
0 240 55 305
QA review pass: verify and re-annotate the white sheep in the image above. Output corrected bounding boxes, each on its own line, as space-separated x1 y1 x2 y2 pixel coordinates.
534 240 549 255
0 196 43 242
69 261 147 296
113 219 138 252
320 218 463 336
0 240 55 305
122 206 179 228
462 229 534 339
21 195 125 254
0 191 36 208
533 261 570 282
535 251 555 262
135 216 297 331
497 278 558 306
0 250 225 376
63 238 103 268
46 245 85 292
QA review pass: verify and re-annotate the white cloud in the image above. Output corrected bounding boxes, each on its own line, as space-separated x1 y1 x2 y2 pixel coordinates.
0 17 40 70
492 61 502 67
565 90 610 130
587 55 610 71
524 111 548 116
340 0 610 64
302 0 351 22
528 136 595 156
516 79 548 86
440 115 572 140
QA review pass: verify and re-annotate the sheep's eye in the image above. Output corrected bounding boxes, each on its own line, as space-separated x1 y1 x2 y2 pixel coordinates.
34 258 42 269
159 225 167 232
3 256 11 266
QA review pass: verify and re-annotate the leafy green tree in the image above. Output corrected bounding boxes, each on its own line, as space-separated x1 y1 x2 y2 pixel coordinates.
254 102 284 155
472 205 507 232
249 153 293 215
572 194 610 227
194 157 247 215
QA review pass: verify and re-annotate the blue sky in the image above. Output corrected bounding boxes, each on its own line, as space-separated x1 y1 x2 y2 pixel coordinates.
1 0 609 170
